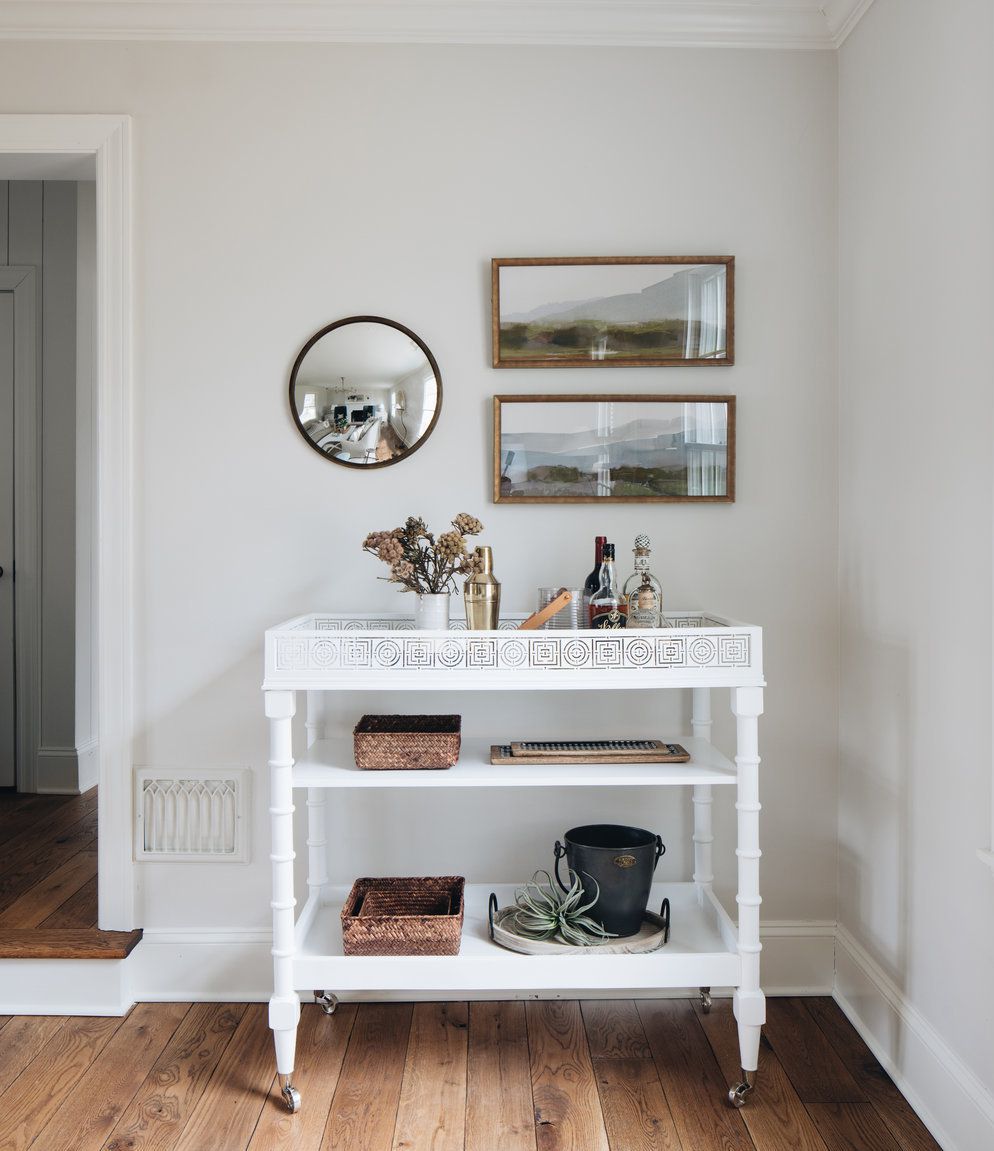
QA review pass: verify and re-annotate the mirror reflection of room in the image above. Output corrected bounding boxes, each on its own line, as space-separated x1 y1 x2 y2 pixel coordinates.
290 318 440 467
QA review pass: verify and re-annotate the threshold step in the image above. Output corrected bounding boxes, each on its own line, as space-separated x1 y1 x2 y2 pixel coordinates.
0 928 143 960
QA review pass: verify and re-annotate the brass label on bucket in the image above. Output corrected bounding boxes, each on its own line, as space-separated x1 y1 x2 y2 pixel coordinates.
614 854 637 868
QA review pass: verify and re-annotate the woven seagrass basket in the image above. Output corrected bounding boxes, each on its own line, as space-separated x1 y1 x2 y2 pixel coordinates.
353 714 461 770
340 876 465 956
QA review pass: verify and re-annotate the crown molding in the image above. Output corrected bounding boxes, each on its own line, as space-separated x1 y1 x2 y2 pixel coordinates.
0 2 875 49
823 0 876 47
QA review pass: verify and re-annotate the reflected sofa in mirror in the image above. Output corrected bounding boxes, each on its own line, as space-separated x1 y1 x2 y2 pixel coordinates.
289 316 442 468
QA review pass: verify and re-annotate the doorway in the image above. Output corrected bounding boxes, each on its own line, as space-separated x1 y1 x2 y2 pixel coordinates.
0 118 134 933
0 176 100 942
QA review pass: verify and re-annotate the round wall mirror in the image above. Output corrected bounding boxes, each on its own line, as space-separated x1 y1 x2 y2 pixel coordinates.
288 316 442 468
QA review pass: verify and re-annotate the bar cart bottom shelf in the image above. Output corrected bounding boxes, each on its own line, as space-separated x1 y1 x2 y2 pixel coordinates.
270 881 764 1111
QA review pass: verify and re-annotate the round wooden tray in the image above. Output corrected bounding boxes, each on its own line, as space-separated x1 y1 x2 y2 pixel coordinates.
488 895 670 956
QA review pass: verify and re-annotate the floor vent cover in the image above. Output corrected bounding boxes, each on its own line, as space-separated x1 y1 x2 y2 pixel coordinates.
135 768 250 862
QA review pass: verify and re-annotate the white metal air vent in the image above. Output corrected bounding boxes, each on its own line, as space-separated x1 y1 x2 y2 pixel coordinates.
135 767 250 862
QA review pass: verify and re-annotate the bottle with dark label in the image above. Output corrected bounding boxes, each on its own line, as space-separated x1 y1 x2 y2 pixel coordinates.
589 543 626 628
582 535 607 625
623 535 664 628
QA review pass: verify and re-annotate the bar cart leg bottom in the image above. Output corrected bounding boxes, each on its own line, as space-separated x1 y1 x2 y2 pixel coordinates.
699 986 712 1013
728 1068 756 1108
728 989 763 1107
270 995 301 1112
278 1073 301 1113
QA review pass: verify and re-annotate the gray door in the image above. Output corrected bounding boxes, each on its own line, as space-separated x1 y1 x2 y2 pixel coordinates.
0 292 14 788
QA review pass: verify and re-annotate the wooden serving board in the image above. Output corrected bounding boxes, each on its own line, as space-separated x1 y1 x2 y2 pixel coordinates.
490 741 690 765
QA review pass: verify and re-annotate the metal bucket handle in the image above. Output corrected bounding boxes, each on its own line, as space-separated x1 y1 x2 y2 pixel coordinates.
553 840 568 891
654 835 666 868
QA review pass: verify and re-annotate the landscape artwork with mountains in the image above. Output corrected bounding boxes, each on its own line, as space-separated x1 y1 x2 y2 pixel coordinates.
492 256 734 368
493 395 735 504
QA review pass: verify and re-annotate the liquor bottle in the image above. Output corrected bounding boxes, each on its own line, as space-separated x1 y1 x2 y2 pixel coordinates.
582 535 607 625
589 543 626 628
623 535 664 629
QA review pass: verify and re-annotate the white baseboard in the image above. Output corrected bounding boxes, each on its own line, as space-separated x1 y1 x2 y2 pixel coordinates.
0 921 837 1014
127 930 274 1002
35 740 98 794
835 925 994 1151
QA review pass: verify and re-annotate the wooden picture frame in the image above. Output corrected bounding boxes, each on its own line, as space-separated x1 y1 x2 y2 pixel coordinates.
493 394 735 504
492 256 734 368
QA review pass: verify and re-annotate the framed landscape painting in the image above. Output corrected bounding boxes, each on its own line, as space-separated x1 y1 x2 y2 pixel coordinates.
493 394 735 504
492 256 734 368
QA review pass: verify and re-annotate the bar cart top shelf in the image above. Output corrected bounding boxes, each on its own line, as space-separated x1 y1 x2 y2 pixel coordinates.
263 611 764 691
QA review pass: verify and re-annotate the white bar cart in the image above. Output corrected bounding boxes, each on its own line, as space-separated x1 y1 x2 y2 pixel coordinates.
263 611 765 1113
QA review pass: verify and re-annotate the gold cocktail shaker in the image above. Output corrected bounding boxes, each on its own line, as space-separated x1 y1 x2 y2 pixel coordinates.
463 546 501 629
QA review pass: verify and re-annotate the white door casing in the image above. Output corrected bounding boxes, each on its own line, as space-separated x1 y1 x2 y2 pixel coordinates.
0 117 133 929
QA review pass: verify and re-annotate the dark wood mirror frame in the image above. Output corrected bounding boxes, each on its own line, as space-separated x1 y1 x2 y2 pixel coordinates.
288 315 443 470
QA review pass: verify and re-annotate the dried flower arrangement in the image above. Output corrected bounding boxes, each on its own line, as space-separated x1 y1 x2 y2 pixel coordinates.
362 514 484 595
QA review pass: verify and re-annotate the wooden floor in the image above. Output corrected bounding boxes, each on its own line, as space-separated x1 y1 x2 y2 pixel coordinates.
0 997 941 1151
0 789 140 958
0 789 98 929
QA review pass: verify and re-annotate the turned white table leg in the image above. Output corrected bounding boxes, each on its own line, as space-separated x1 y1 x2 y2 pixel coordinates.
730 685 765 1107
691 687 714 893
266 689 301 1113
305 691 329 907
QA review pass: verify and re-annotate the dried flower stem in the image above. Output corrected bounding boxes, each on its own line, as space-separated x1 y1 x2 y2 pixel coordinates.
362 514 484 595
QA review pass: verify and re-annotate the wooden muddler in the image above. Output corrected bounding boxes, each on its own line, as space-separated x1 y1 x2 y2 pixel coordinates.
517 588 572 631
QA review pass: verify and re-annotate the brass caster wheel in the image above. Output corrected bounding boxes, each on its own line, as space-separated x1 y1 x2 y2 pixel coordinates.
727 1070 755 1109
314 990 338 1015
699 987 712 1014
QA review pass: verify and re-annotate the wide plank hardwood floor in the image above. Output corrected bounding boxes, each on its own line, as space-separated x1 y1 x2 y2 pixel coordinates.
0 790 98 929
0 789 141 957
0 998 942 1151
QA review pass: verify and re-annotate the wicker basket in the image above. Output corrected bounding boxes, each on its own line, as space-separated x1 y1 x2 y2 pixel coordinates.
353 714 461 770
340 876 465 956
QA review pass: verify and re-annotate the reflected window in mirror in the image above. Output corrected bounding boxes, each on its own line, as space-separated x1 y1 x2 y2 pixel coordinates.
288 316 442 469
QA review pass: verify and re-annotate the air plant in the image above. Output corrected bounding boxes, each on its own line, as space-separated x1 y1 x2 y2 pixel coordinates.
511 870 617 946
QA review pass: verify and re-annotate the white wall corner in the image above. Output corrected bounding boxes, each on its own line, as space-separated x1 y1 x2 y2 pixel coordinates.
977 848 994 876
822 0 877 47
835 925 994 1151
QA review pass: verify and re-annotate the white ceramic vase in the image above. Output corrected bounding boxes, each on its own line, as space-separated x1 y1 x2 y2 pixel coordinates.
414 593 451 630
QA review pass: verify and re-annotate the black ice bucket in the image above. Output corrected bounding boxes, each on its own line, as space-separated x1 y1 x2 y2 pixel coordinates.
554 824 665 938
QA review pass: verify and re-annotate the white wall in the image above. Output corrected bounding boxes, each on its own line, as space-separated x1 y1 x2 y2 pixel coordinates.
0 45 839 960
838 1 994 1147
